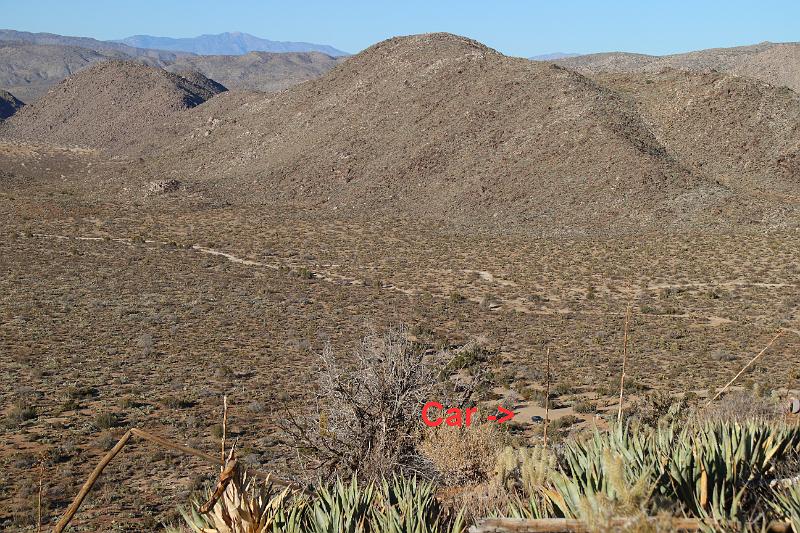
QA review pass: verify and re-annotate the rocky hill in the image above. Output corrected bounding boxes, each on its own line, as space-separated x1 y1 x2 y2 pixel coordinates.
0 89 23 119
4 33 797 235
597 69 800 193
553 41 800 93
142 33 755 234
0 41 154 103
1 60 225 152
165 51 343 92
0 39 341 102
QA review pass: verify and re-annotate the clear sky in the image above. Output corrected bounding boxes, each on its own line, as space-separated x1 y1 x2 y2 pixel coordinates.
1 0 798 57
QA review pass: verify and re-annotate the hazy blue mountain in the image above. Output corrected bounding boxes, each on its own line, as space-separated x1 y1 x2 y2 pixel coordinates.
115 31 349 57
529 52 579 61
0 29 187 60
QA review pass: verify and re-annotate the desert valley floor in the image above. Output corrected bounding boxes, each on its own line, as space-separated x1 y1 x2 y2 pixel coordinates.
1 141 798 529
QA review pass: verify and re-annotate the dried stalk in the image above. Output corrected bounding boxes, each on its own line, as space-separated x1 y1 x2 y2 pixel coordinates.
704 330 784 407
200 458 238 514
37 457 45 533
543 347 551 448
617 306 631 424
53 430 132 533
53 427 306 533
221 394 228 471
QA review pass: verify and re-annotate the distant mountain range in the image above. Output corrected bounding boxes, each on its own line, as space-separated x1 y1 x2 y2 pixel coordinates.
0 29 345 102
114 32 349 57
528 52 579 61
0 29 187 60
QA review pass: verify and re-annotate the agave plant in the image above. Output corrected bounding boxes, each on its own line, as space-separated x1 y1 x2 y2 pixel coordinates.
370 476 464 533
667 421 800 523
543 424 666 519
538 420 800 526
305 477 375 533
175 472 464 533
176 468 305 533
497 445 556 520
769 483 800 530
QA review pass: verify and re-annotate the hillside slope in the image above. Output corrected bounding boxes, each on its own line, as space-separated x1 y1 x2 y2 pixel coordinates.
1 60 225 152
0 41 151 103
0 40 340 102
164 51 343 92
0 89 23 119
597 70 800 193
554 42 800 93
145 33 743 234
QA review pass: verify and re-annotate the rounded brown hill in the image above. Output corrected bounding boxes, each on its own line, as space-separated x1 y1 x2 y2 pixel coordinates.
154 33 727 234
556 42 800 93
0 89 24 120
597 69 800 192
1 60 226 152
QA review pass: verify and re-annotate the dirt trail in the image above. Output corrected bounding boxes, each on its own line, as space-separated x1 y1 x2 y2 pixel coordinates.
23 232 775 329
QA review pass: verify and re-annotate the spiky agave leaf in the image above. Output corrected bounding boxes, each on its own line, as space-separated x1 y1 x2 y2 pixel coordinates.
178 468 302 533
370 475 464 533
769 483 800 530
307 477 375 533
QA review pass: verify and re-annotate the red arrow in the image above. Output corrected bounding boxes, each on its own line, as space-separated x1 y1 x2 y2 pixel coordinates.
487 406 515 424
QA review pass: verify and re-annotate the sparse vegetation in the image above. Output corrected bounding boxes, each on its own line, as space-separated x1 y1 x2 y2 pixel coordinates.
2 27 800 531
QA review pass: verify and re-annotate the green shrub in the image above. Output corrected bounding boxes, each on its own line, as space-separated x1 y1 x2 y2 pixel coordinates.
572 399 597 414
4 400 36 427
93 412 120 430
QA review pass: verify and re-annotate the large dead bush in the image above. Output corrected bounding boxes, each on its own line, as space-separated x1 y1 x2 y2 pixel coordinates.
281 327 480 480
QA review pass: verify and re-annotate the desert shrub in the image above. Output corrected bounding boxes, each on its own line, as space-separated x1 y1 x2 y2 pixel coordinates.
137 333 154 356
500 390 522 411
65 385 99 400
210 424 224 439
160 395 195 409
93 412 120 430
418 421 509 486
552 382 575 396
572 399 597 414
296 267 314 280
448 291 466 303
281 327 473 480
549 415 580 431
699 389 783 424
623 391 689 428
4 399 36 428
442 342 492 375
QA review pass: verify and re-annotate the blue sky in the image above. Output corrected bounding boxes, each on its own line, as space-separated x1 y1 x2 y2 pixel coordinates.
1 0 798 57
